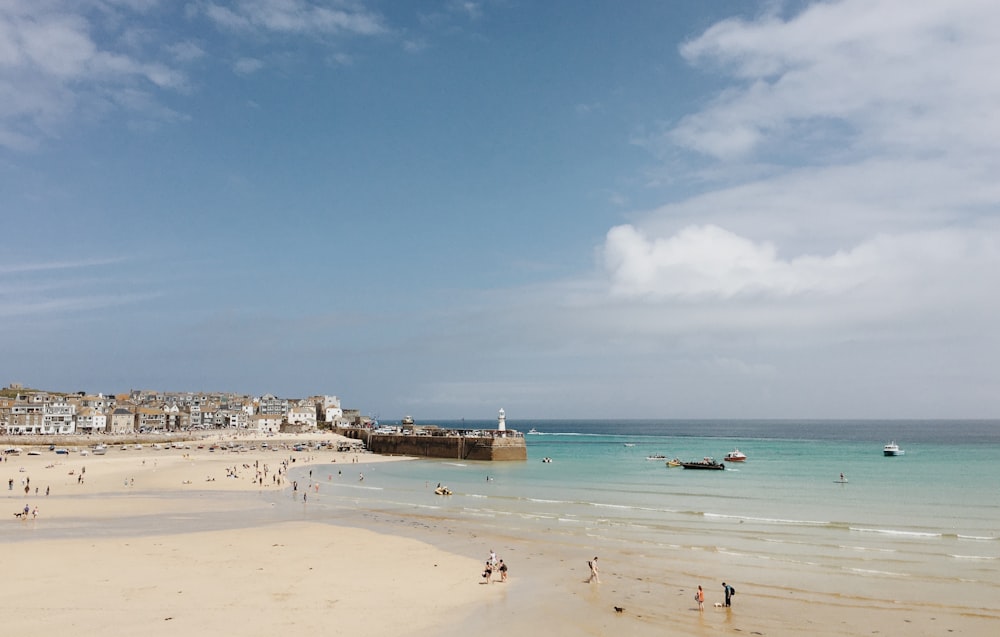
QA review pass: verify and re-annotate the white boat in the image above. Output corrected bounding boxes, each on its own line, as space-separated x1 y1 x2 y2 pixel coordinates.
527 428 539 434
883 441 904 456
92 444 107 455
724 449 747 462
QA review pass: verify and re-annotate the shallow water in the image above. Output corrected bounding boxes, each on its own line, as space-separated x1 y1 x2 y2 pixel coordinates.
296 420 1000 620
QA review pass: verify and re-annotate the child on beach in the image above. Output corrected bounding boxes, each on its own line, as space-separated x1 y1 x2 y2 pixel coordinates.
696 585 705 611
586 557 600 583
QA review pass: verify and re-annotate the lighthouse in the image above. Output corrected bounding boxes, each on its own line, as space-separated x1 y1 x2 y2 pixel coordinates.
497 408 506 432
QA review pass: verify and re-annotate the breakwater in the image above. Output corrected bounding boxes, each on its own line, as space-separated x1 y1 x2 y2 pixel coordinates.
333 427 527 461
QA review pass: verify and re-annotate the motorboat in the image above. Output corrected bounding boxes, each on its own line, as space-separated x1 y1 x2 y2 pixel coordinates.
527 428 539 434
883 441 905 456
92 444 107 455
724 449 747 462
401 415 415 426
666 458 681 468
646 454 668 460
680 457 725 470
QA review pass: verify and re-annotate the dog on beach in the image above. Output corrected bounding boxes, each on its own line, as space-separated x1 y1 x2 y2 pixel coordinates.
613 606 624 614
713 602 724 608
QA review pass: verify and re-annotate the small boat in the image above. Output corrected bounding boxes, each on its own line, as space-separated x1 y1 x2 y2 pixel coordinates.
623 443 636 447
527 428 539 434
541 457 553 463
401 415 415 426
54 448 69 455
92 444 107 455
434 485 453 495
883 441 905 456
666 458 682 468
646 454 668 460
681 457 725 470
724 449 747 462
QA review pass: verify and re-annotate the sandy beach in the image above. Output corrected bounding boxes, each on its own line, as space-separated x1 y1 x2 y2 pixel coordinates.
2 433 993 637
1 434 491 637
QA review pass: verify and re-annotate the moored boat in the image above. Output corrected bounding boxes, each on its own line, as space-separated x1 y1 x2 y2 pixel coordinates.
681 457 725 470
883 441 905 456
724 449 747 462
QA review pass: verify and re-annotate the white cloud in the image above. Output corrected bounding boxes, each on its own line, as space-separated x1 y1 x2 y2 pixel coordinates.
199 0 387 36
670 0 1000 162
0 1 188 149
602 223 1000 307
233 57 264 75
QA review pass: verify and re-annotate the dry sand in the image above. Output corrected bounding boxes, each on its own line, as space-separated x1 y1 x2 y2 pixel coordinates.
1 433 490 637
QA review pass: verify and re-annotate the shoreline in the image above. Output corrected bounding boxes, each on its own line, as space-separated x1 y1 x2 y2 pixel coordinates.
3 434 994 637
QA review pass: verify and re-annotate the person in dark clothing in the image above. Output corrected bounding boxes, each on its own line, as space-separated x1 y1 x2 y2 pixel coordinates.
722 582 735 607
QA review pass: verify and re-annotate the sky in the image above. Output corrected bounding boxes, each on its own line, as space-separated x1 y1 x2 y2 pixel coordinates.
2 0 1000 421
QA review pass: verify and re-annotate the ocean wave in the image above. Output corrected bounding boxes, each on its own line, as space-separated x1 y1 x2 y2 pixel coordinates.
843 567 910 577
850 527 941 538
949 554 997 560
957 534 999 541
705 512 829 526
837 545 897 553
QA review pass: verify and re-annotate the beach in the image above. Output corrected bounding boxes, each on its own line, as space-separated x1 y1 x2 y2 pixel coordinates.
2 427 996 637
1 434 491 637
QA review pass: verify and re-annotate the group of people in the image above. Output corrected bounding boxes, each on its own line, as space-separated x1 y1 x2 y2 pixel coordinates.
13 503 37 520
586 555 735 611
481 549 508 583
695 582 736 610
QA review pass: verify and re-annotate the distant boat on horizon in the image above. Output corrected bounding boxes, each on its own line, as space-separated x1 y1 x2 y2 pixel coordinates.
883 441 905 456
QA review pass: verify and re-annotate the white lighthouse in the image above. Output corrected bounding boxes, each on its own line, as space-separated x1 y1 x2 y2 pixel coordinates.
497 408 506 432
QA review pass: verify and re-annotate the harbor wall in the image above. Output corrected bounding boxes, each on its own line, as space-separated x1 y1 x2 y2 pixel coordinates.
333 428 527 461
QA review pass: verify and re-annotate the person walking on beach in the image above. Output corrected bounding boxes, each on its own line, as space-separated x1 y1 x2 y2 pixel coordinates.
586 557 601 583
722 582 734 607
696 585 705 611
498 559 507 582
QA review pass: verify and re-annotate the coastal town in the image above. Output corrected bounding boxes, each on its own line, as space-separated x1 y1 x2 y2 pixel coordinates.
0 383 528 461
0 382 361 437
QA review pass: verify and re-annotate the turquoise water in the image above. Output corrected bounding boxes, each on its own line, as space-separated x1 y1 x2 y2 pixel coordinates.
305 420 1000 613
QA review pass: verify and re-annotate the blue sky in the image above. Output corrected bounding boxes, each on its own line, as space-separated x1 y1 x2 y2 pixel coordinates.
3 0 1000 420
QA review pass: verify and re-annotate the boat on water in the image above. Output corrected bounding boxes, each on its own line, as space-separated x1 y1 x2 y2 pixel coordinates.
724 449 747 462
646 454 668 460
541 456 553 463
666 458 682 467
623 443 636 447
883 441 905 456
527 428 539 434
401 415 415 426
681 457 725 470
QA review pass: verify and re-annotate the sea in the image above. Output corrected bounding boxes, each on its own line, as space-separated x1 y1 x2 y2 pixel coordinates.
297 419 1000 631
